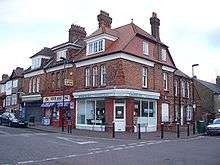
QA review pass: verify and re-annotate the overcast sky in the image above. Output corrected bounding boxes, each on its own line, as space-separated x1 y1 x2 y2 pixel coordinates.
0 0 219 82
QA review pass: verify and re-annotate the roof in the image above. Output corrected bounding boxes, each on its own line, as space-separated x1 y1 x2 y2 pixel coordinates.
75 22 175 68
30 47 54 58
0 77 10 84
175 69 190 79
196 79 220 94
10 67 24 79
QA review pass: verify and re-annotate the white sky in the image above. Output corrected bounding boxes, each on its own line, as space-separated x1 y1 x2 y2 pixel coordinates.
0 0 220 82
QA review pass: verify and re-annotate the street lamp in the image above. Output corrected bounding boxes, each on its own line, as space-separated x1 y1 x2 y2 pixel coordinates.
192 64 199 134
60 57 74 132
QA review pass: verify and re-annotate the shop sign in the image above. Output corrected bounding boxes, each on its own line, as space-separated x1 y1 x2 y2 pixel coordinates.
43 95 70 103
64 79 74 86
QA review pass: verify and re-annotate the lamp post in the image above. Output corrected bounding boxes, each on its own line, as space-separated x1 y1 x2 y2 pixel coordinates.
60 57 67 132
192 64 199 134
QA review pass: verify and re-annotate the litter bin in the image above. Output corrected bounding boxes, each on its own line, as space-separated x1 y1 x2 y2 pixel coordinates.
197 120 206 133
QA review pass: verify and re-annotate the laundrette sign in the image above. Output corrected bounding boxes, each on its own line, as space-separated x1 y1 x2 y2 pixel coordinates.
43 95 70 103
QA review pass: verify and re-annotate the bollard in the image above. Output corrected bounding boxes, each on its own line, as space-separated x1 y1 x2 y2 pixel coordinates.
193 122 196 134
61 115 65 132
161 123 164 139
138 123 141 139
112 122 115 138
177 122 180 138
187 122 190 136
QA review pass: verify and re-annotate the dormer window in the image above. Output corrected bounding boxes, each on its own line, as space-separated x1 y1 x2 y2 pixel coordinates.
31 57 41 69
57 50 67 61
86 39 104 55
161 48 167 61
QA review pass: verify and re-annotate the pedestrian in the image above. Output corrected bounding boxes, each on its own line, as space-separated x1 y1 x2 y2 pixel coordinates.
67 111 72 133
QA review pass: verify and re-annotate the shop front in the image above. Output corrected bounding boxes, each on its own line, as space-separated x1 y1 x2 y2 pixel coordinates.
73 89 160 132
41 95 72 127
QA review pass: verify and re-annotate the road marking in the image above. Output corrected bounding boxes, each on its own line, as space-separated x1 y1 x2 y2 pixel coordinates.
88 148 101 151
57 136 97 145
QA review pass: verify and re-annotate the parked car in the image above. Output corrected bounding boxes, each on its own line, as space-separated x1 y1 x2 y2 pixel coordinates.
206 118 220 135
0 112 28 127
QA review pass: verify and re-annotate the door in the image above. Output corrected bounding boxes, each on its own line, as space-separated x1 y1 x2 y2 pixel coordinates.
114 102 126 132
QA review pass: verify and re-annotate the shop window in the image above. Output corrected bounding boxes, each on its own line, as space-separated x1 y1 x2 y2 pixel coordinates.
134 100 140 117
142 101 148 117
77 99 105 125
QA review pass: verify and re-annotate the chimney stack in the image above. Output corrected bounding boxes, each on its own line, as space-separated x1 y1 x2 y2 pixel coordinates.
150 12 160 41
69 24 86 44
2 74 9 80
97 10 112 28
216 76 220 86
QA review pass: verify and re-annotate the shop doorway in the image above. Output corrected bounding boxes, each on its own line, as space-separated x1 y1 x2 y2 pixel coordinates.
114 101 126 132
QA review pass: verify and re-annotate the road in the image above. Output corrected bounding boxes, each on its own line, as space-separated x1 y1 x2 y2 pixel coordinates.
0 125 219 165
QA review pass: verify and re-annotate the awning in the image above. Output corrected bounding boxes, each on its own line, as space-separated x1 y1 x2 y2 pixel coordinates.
41 102 56 108
56 102 70 108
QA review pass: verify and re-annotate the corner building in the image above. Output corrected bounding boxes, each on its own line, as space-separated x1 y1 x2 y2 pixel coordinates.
72 11 176 132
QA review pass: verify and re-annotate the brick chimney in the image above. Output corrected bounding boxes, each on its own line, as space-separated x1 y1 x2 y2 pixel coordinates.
216 76 220 86
97 10 112 28
2 74 9 80
150 12 160 41
69 24 86 44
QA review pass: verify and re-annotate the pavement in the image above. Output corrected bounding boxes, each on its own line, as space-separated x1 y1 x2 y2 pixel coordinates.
0 125 219 165
28 124 201 141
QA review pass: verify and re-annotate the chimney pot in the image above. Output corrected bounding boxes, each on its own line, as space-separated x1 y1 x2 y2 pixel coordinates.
216 76 220 86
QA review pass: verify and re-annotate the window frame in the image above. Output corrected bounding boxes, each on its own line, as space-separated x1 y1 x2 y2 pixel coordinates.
85 68 91 87
142 67 148 88
92 66 98 87
161 48 167 61
100 65 107 86
143 41 149 55
163 72 168 91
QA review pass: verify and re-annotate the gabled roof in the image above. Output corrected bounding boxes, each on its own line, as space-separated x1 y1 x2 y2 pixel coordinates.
196 79 220 94
87 26 119 39
175 69 190 79
30 47 54 58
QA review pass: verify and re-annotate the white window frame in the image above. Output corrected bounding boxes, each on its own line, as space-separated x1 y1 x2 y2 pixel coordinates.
32 77 36 93
36 77 40 92
174 80 178 96
6 96 11 106
92 67 98 87
161 49 167 61
12 79 18 88
181 80 185 97
142 67 148 88
101 65 106 86
186 106 192 121
31 57 41 69
143 42 149 55
56 49 67 61
161 103 169 122
163 72 168 91
11 94 17 105
29 78 32 93
187 82 190 98
85 68 91 87
86 39 105 55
